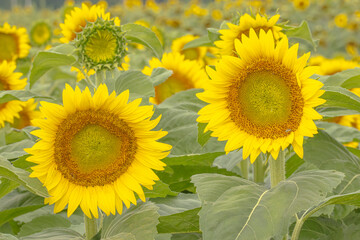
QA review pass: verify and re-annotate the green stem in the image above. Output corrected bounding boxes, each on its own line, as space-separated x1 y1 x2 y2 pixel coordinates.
269 150 286 188
84 215 97 240
79 67 96 89
95 70 105 87
239 159 249 180
253 155 265 183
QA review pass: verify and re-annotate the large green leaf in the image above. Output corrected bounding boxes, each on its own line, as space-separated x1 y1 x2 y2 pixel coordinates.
29 51 76 87
321 68 360 88
163 152 224 167
0 233 18 240
123 23 163 58
192 170 343 240
149 68 173 87
115 70 154 99
0 140 34 160
0 178 19 199
0 156 48 197
102 202 159 240
0 91 51 104
317 122 360 144
0 205 44 227
151 193 200 216
143 180 177 198
18 215 71 237
20 228 83 240
295 217 344 240
321 86 360 114
284 21 317 50
212 150 243 175
157 208 200 234
303 130 360 194
183 35 213 49
317 107 359 118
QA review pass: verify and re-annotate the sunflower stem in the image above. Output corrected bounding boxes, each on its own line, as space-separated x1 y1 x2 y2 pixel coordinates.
269 150 286 188
253 155 265 183
95 70 105 87
239 159 249 179
84 215 97 240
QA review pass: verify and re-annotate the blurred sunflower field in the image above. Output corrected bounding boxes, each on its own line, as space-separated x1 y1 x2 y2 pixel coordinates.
1 0 360 239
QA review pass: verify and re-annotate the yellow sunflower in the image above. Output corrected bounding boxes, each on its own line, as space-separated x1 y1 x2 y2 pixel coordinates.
293 0 310 11
310 56 360 75
60 3 118 43
197 29 325 163
30 22 52 46
330 88 360 148
215 13 284 57
334 13 348 28
0 61 28 127
142 52 208 104
0 22 30 62
26 84 171 218
11 99 41 129
171 35 207 63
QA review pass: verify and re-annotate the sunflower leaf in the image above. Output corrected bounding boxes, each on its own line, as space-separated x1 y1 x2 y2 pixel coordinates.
316 122 360 144
115 70 154 99
29 51 76 88
321 68 360 89
321 86 360 114
284 21 317 50
0 156 48 197
183 35 214 50
0 90 52 104
123 23 163 59
197 123 211 147
150 68 173 87
192 170 343 240
102 202 159 240
157 208 200 234
17 215 71 237
18 228 83 240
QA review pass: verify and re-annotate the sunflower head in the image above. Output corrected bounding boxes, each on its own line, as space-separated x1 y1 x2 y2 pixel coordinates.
310 56 360 75
334 13 348 28
11 99 41 129
75 17 127 71
30 21 52 46
0 22 30 62
26 84 171 218
293 0 310 11
215 13 284 56
171 35 207 63
142 52 208 104
198 29 325 163
60 3 113 43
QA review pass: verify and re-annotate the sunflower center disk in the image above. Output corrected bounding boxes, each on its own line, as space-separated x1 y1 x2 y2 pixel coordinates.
182 48 199 60
156 75 193 103
228 59 304 139
239 71 291 125
0 33 18 61
85 29 117 63
33 24 50 44
54 110 136 186
71 124 123 173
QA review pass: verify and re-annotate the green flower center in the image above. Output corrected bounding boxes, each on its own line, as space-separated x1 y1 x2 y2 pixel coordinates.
0 33 18 61
54 109 137 186
32 23 51 45
238 71 291 125
182 48 199 61
71 124 123 173
155 74 194 103
85 29 118 63
228 58 304 139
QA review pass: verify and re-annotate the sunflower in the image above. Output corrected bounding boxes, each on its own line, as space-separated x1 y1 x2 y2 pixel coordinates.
75 17 126 70
11 99 41 129
0 22 30 62
171 35 207 63
215 13 284 57
142 52 208 104
30 21 52 46
334 13 348 28
0 61 28 127
310 56 360 75
293 0 310 11
197 29 325 163
330 88 360 148
26 84 171 218
60 3 117 43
